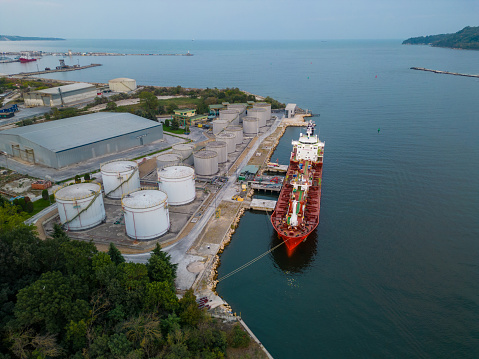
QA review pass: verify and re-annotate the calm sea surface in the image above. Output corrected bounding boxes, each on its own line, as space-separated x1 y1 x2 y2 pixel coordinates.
2 40 479 358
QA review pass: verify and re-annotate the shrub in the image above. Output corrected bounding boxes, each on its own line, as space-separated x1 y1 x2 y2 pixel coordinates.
84 173 91 182
164 119 170 127
25 201 34 213
228 324 250 348
74 175 81 183
42 189 49 201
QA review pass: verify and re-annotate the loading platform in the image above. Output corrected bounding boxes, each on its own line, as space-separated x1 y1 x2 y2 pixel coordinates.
249 198 277 211
266 163 288 173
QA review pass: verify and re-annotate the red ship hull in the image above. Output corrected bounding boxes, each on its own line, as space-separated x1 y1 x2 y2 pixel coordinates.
19 58 37 63
271 159 322 252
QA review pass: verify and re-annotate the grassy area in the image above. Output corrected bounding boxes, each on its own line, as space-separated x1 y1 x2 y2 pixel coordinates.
163 125 187 134
30 196 55 216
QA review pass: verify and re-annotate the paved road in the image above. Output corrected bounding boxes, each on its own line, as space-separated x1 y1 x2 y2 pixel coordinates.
124 115 284 290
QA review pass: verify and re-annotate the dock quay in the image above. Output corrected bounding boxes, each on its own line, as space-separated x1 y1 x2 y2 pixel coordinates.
411 67 479 78
9 63 102 77
265 163 288 173
249 198 277 211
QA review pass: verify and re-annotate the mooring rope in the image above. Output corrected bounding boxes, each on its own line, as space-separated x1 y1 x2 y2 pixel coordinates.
217 237 287 282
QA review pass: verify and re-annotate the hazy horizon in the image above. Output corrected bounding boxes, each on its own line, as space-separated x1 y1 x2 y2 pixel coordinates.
1 0 477 41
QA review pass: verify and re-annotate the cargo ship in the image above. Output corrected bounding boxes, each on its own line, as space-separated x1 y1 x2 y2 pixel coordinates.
271 120 324 251
19 57 37 63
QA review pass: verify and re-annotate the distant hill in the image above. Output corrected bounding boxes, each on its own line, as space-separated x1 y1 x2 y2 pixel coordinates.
0 35 65 41
403 26 479 50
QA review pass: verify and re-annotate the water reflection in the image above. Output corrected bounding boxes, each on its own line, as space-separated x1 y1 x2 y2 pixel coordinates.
269 228 318 274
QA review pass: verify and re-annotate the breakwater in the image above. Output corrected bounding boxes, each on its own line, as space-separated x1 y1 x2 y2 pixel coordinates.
411 67 479 78
9 64 102 77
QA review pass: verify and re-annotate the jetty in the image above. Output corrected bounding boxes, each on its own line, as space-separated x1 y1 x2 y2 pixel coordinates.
9 64 102 77
249 198 277 211
411 67 479 78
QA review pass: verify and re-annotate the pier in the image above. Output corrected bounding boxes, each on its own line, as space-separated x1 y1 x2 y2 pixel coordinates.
9 64 102 77
411 67 479 78
249 198 277 211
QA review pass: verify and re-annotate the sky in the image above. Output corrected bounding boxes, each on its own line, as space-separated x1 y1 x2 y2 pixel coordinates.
0 0 477 40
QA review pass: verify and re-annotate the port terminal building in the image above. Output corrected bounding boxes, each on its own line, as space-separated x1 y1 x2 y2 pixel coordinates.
0 112 163 168
24 83 97 107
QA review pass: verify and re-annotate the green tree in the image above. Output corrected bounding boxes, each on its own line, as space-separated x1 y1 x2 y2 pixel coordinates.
41 189 49 201
178 289 203 327
83 173 91 182
170 118 180 131
146 243 177 286
144 281 179 313
228 323 250 348
166 103 178 114
139 91 159 113
0 204 28 234
15 271 90 333
108 242 125 265
106 101 118 111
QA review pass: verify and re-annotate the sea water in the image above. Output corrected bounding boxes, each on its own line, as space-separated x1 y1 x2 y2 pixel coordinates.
1 40 478 358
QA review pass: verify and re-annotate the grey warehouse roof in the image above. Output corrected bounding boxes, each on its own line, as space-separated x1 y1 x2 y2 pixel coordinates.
31 82 95 95
1 112 161 152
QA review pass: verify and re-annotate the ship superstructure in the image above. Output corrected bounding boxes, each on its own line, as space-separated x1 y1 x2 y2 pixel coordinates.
271 120 324 251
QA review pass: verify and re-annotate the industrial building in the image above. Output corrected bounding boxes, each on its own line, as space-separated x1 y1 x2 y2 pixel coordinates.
109 78 137 93
0 112 163 168
285 103 297 118
24 83 97 107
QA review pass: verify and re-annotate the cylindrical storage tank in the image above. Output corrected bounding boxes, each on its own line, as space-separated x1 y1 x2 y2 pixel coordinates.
172 143 195 165
194 150 218 176
108 78 137 93
101 160 140 199
226 125 243 145
254 102 272 121
206 140 228 163
248 107 268 127
122 189 169 240
219 109 240 124
243 116 259 135
55 183 106 231
212 119 229 135
158 165 195 205
227 104 246 119
156 153 183 169
216 132 236 153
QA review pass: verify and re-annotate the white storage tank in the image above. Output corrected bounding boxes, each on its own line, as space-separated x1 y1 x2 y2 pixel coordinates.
55 183 106 231
101 160 140 199
172 143 195 165
219 109 240 124
216 132 236 153
158 165 196 205
122 189 170 240
206 140 228 163
248 107 268 127
243 116 259 135
254 102 272 122
227 104 246 119
212 119 229 135
108 78 137 93
226 125 243 145
156 153 183 169
194 150 219 176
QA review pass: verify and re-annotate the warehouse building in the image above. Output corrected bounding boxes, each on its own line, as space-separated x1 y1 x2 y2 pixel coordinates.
109 78 137 93
0 112 163 168
24 83 97 107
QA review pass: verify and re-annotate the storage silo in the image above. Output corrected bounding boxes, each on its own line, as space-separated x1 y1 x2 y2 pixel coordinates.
101 160 140 199
254 102 272 121
243 117 259 135
158 165 196 205
213 119 229 135
226 125 243 145
206 140 228 163
108 78 137 93
227 104 246 119
219 109 239 124
122 189 169 240
248 107 268 127
216 132 236 153
156 153 183 169
194 150 219 176
172 143 195 165
55 183 106 231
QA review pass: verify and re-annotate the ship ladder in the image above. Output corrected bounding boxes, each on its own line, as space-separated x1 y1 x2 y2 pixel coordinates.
104 166 139 198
